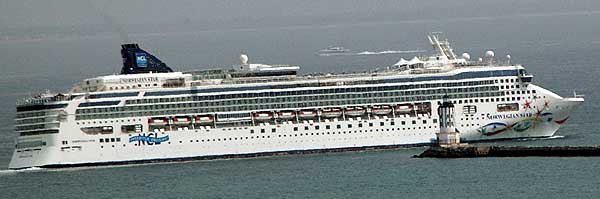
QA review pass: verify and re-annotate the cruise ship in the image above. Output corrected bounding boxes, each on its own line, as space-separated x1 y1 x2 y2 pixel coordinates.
9 34 584 169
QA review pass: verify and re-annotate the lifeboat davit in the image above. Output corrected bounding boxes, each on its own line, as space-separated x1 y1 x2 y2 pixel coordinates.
345 107 366 117
321 108 342 118
415 102 432 113
372 105 392 115
195 115 214 124
253 112 273 121
277 111 296 120
395 103 414 113
298 110 317 119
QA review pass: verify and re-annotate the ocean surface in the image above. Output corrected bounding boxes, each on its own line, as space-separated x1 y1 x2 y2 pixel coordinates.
1 9 600 199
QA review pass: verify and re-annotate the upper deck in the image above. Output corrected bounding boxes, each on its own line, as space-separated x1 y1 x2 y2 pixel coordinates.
16 33 530 108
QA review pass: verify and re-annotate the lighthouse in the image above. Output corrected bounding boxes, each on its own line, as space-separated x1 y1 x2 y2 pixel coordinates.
436 96 461 147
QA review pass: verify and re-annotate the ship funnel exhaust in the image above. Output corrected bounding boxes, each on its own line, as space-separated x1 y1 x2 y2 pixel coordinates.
120 44 173 75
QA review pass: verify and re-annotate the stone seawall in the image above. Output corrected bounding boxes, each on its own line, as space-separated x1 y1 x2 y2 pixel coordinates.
414 146 600 158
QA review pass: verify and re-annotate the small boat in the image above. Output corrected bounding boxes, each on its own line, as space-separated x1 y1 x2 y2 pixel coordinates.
321 108 342 118
317 46 350 55
372 105 392 115
148 117 168 124
345 107 366 117
277 111 296 120
395 104 414 113
253 112 273 121
173 116 192 124
195 115 214 124
298 110 317 119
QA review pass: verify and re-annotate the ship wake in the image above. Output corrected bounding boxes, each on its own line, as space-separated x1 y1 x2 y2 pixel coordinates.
319 50 425 56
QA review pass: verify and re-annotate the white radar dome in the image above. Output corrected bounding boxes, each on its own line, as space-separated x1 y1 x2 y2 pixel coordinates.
485 50 495 58
240 54 249 65
461 52 471 60
506 54 511 59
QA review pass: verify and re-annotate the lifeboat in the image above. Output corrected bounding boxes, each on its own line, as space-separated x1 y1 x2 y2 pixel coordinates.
277 111 296 120
148 117 168 125
253 112 273 121
298 110 317 119
173 116 192 124
321 108 342 118
195 115 214 124
395 103 414 113
372 105 392 115
345 107 366 117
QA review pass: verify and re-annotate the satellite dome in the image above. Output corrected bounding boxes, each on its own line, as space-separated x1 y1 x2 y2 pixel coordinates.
240 54 249 65
478 57 483 62
462 52 471 60
485 50 495 58
506 54 511 59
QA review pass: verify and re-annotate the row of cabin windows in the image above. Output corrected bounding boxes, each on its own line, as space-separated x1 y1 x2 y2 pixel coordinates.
99 137 121 143
100 128 438 149
127 82 496 105
75 90 502 120
83 86 499 115
109 83 158 90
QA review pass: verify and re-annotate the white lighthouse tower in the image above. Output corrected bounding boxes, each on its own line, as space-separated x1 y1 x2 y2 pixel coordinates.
436 96 461 147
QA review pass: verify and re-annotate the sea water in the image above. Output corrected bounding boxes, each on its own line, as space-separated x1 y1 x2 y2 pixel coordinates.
0 9 599 199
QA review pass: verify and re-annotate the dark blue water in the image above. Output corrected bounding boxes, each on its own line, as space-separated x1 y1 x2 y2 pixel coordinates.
1 10 599 199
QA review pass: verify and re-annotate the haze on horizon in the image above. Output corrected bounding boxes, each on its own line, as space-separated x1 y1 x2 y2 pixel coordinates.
1 0 598 31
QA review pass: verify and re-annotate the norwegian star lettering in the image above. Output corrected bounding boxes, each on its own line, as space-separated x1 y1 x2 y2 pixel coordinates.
486 112 533 120
119 77 158 84
129 133 169 145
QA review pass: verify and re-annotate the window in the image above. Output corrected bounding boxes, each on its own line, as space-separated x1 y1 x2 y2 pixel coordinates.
250 129 254 134
391 121 395 125
326 125 330 130
463 105 477 114
261 129 265 133
497 103 519 112
369 123 373 127
380 122 384 126
294 127 298 131
271 129 276 133
315 126 320 130
336 125 341 129
358 123 363 128
348 124 352 128
305 126 309 130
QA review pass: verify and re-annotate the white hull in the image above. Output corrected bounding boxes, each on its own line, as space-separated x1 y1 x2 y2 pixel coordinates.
9 84 583 169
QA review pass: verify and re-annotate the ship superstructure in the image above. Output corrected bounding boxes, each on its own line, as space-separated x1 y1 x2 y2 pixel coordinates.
9 34 584 169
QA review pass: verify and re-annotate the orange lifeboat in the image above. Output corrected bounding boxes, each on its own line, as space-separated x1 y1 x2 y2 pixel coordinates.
345 107 366 117
195 115 214 124
173 116 192 124
321 108 342 118
395 103 414 113
253 112 273 121
148 117 168 125
372 105 392 115
298 110 317 119
277 111 296 120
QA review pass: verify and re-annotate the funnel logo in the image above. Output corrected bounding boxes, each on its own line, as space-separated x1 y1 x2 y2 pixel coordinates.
135 52 148 68
129 133 169 145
